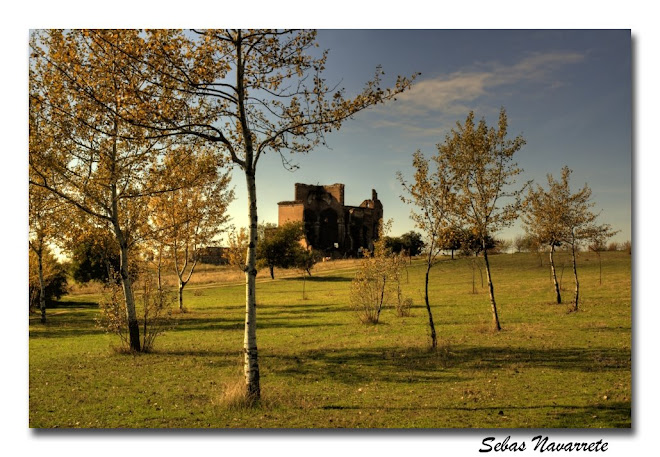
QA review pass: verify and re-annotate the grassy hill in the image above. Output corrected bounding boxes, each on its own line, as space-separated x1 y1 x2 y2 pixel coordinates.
29 251 631 428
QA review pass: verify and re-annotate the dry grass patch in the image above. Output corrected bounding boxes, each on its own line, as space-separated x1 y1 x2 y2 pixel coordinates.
215 379 261 410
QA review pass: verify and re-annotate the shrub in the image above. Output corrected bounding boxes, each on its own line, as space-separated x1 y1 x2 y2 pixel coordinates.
396 297 413 318
96 268 175 352
350 253 389 324
350 221 411 323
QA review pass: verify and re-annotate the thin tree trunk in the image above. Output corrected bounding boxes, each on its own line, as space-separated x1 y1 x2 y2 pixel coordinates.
483 248 501 331
111 208 140 352
244 170 260 399
156 248 163 293
109 116 140 352
376 274 386 323
549 244 562 304
37 246 47 324
236 30 260 399
571 241 579 312
424 259 437 349
176 253 197 312
178 281 184 311
118 240 141 352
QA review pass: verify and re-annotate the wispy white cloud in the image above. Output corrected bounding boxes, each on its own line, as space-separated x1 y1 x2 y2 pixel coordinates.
370 51 585 135
395 72 491 116
490 51 585 87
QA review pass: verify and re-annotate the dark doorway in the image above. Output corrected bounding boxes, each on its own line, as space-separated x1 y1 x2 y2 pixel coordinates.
319 208 338 250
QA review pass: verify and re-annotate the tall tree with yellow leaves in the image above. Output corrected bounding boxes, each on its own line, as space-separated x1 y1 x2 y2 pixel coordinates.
29 30 209 351
130 29 417 398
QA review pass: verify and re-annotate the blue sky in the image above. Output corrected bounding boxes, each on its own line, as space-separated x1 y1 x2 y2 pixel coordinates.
228 29 632 244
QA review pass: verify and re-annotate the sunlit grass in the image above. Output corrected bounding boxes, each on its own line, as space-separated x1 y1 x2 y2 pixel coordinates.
29 251 631 428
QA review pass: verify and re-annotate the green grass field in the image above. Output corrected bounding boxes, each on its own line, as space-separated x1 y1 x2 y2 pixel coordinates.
29 251 631 428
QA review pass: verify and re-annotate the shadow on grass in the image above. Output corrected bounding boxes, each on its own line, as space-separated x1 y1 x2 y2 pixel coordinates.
29 309 104 339
281 275 351 283
582 326 632 333
268 345 631 386
170 320 343 333
449 346 631 372
546 401 631 428
153 349 239 358
29 327 105 339
259 302 353 316
169 314 344 333
269 346 466 385
314 402 630 428
30 301 344 339
30 299 103 338
49 300 99 309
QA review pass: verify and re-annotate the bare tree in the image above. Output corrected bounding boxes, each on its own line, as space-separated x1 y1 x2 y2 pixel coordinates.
588 225 619 285
512 234 525 253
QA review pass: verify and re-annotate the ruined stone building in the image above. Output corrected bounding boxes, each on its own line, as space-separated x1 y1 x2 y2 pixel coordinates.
277 183 383 257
